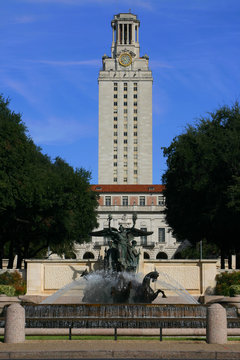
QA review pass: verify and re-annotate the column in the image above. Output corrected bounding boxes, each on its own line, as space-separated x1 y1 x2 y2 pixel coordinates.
127 23 129 44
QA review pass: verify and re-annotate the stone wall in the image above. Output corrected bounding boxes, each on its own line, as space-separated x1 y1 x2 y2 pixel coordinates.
26 259 217 296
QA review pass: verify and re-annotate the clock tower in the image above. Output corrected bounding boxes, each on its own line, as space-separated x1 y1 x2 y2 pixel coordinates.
98 13 153 184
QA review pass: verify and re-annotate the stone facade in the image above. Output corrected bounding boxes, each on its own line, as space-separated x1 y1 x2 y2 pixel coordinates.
98 13 153 184
75 184 186 261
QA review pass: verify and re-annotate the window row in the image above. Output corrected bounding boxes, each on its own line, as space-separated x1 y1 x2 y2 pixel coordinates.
104 196 165 206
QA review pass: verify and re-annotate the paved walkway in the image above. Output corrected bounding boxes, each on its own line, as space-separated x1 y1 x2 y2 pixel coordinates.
0 340 240 359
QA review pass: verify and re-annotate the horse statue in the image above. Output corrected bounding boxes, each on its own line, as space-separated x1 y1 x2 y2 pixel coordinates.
133 271 167 303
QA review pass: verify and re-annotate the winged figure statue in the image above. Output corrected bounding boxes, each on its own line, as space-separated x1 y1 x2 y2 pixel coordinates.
90 213 153 272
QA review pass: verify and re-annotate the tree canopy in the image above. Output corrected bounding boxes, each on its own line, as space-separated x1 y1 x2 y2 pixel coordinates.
0 95 98 268
162 103 240 258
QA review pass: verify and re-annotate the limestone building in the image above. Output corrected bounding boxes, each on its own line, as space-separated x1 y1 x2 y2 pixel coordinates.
98 13 152 185
75 12 182 261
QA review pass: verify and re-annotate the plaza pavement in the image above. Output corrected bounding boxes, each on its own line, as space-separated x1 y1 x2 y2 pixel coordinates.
0 340 240 359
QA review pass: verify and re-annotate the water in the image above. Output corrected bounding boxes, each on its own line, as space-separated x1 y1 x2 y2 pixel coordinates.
41 270 198 305
23 303 239 329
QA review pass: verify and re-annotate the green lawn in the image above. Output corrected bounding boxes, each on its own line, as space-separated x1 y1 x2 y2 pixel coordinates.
1 335 240 342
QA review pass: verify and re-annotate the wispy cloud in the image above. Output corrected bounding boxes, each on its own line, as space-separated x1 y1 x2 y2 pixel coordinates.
2 77 38 105
33 59 100 66
27 116 96 145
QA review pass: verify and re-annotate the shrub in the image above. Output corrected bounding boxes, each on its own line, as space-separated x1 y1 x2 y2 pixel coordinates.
0 271 26 295
0 285 15 296
215 271 240 296
229 285 240 297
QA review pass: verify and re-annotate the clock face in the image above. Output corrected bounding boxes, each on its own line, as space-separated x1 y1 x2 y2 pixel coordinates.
119 53 132 67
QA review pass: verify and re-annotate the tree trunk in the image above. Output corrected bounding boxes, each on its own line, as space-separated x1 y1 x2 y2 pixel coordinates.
220 249 225 269
228 253 232 269
7 239 14 269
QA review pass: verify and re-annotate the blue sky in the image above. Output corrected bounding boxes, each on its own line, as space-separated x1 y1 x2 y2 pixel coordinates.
1 0 240 184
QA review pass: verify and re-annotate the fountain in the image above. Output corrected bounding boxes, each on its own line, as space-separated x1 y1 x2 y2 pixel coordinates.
15 214 240 331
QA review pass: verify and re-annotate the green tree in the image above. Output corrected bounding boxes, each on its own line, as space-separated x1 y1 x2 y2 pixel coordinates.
162 103 240 264
0 95 98 268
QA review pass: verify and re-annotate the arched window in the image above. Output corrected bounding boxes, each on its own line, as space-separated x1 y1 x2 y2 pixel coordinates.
83 252 95 259
156 252 168 260
144 252 150 259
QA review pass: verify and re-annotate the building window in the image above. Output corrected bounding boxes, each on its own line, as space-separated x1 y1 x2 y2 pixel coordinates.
134 132 137 136
158 196 165 206
144 252 150 259
134 116 137 121
114 139 118 144
140 227 147 245
114 132 118 136
134 109 137 113
140 196 145 206
134 154 138 159
105 196 111 206
124 132 128 136
114 124 117 129
124 139 128 144
114 177 117 182
124 146 128 151
113 154 117 159
133 94 138 98
122 196 128 206
134 102 138 107
124 109 128 114
134 147 138 151
134 139 138 144
114 109 117 113
114 146 117 151
134 124 137 128
124 177 127 182
83 252 94 259
114 102 118 106
158 228 165 243
134 162 138 167
114 94 117 98
114 87 118 91
134 87 138 91
114 162 118 167
124 162 127 167
124 102 128 106
114 117 117 121
124 94 127 98
134 170 138 174
114 82 118 86
156 252 168 259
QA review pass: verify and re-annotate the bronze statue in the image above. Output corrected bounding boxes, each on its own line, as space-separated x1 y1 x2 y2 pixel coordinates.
90 213 152 273
88 214 167 304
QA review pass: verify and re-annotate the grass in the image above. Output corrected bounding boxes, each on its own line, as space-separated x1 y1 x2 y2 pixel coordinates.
1 335 240 342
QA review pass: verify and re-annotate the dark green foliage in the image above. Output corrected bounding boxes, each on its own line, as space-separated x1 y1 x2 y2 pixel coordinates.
0 271 26 295
0 95 98 267
162 103 240 256
175 240 220 259
229 285 240 297
215 271 240 296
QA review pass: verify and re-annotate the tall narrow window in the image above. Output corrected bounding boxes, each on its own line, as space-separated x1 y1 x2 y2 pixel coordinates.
122 196 128 206
140 196 145 206
158 228 165 243
105 196 111 206
140 227 147 245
